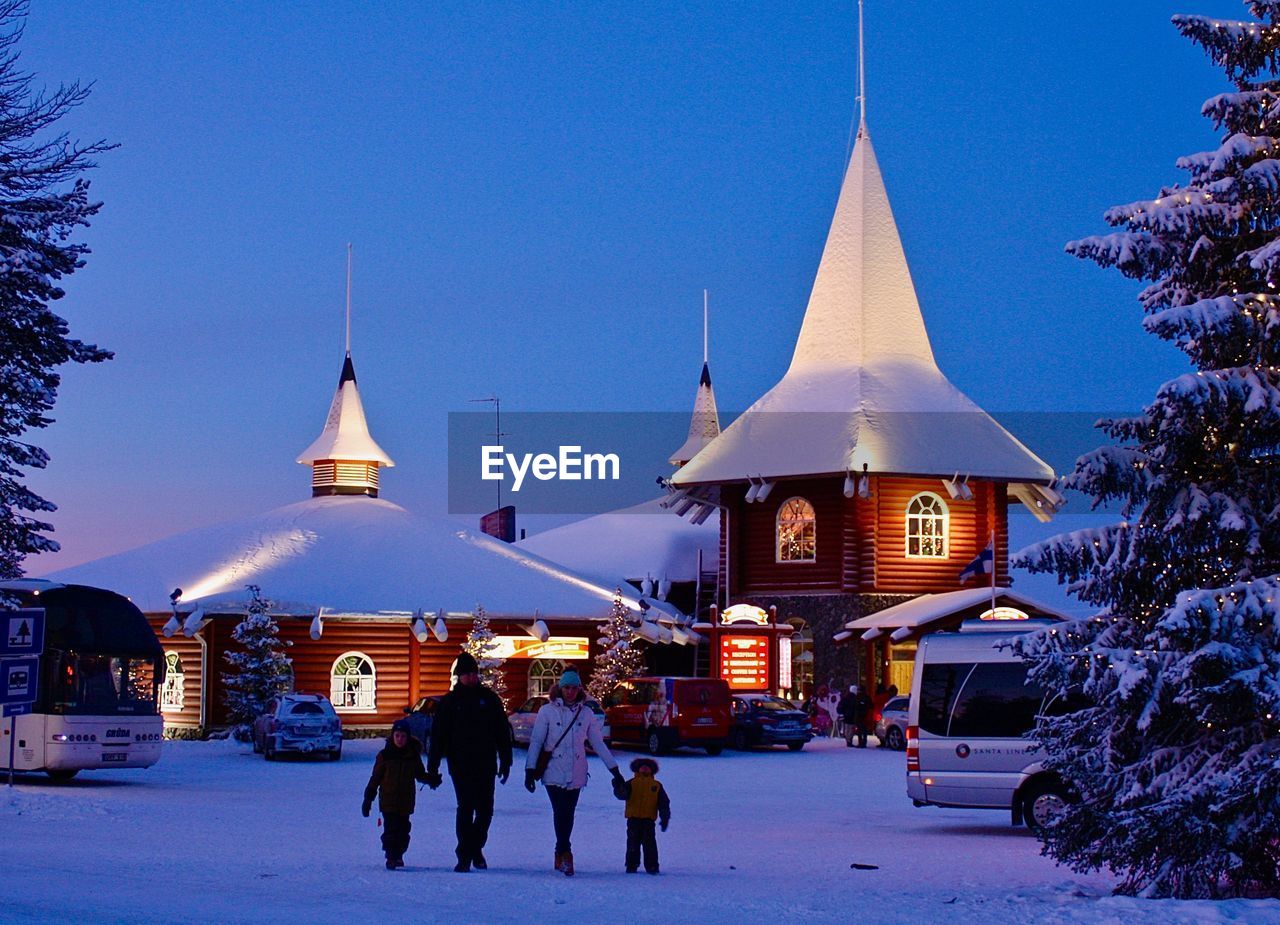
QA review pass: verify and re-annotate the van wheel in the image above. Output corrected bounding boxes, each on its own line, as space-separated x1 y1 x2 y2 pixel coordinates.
885 726 906 751
46 769 79 782
1022 781 1069 833
646 730 665 756
731 728 750 751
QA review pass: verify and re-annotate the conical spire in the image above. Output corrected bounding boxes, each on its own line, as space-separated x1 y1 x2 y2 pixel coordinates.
670 291 721 467
296 248 395 498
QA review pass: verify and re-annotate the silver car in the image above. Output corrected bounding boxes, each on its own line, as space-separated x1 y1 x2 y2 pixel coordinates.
874 695 909 750
508 696 610 747
253 693 343 761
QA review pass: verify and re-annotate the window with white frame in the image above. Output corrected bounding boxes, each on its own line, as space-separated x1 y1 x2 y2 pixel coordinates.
528 659 564 699
160 651 184 712
776 497 817 562
905 492 949 558
331 652 377 712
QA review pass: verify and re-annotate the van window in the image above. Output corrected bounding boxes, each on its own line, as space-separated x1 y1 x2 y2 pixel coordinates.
918 663 974 735
678 681 730 706
948 662 1046 738
631 682 659 705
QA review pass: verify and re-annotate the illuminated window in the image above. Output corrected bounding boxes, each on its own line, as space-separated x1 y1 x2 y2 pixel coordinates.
330 652 377 712
528 659 564 699
160 651 184 712
776 497 816 562
906 492 948 558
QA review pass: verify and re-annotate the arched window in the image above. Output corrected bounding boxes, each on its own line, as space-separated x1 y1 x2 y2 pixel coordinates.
905 492 949 558
776 497 816 562
528 659 564 699
330 652 377 712
160 651 184 712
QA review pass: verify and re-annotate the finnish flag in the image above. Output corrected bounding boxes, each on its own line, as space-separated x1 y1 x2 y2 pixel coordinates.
959 542 994 583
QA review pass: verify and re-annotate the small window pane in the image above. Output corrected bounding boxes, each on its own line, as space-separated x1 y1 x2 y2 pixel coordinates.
918 662 973 735
777 497 817 562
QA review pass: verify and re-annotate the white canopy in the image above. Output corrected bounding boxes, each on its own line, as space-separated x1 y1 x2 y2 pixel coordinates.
47 495 676 621
673 127 1053 488
296 355 395 466
841 587 1067 642
518 497 720 585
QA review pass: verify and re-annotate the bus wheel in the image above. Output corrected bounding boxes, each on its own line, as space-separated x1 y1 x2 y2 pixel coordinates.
46 769 79 782
1022 781 1069 833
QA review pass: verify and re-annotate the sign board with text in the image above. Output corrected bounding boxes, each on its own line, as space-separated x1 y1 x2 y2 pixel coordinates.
718 635 771 690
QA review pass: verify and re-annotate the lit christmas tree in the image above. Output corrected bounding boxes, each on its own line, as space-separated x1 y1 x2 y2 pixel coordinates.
587 591 645 702
222 585 293 740
1015 0 1280 898
463 604 506 705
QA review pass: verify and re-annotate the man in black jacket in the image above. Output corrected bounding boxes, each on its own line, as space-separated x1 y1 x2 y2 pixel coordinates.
426 651 513 872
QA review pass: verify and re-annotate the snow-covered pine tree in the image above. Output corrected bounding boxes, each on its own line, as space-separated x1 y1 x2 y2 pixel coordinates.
463 605 506 705
1014 1 1280 899
222 585 293 740
587 591 645 703
0 0 113 578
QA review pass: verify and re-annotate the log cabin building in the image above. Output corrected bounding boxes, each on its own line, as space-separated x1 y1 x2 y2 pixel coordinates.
667 113 1063 695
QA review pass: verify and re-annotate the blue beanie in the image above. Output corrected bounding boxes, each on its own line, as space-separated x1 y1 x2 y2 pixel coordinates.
560 669 582 687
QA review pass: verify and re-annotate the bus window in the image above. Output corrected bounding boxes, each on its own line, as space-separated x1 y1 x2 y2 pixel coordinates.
917 663 973 735
947 662 1046 739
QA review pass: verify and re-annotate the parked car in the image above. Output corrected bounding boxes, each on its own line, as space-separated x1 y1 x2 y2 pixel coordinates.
907 618 1077 831
875 695 910 750
402 695 441 747
603 677 730 756
508 695 610 747
729 693 813 751
252 693 343 761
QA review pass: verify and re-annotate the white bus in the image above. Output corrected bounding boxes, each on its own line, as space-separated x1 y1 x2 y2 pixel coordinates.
906 618 1076 831
2 580 164 780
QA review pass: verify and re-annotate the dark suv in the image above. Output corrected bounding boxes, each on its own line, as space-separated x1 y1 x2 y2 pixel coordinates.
729 693 813 751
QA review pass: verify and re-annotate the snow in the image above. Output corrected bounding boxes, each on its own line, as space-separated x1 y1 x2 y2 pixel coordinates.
842 587 1069 640
517 496 719 584
295 356 395 466
2 736 1273 924
45 495 676 622
673 128 1054 488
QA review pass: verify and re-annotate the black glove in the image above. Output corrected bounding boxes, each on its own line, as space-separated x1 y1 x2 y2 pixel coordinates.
610 766 624 784
361 799 371 818
424 770 443 790
524 769 538 793
660 819 669 832
498 764 510 785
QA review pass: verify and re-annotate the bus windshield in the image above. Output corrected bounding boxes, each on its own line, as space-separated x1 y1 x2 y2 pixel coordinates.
47 652 159 716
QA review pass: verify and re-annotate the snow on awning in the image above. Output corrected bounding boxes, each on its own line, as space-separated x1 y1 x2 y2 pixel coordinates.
839 588 1069 642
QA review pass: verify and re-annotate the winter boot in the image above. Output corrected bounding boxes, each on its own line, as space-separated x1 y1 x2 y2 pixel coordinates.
454 857 471 873
561 851 574 877
554 851 565 872
472 850 487 870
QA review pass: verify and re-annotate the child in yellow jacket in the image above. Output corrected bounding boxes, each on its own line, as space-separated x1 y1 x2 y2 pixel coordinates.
613 757 671 874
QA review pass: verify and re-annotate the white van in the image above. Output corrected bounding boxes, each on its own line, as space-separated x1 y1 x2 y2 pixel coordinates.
906 618 1074 831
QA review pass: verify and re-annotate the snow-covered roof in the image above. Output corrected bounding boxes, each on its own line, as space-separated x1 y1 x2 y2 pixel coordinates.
673 126 1053 487
669 362 721 467
296 355 395 466
841 587 1068 641
46 496 676 621
517 496 719 585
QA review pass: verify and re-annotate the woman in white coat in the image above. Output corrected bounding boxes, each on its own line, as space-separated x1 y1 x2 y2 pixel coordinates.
524 669 624 876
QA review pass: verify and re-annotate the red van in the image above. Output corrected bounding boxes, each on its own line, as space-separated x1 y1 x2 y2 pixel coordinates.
603 677 731 755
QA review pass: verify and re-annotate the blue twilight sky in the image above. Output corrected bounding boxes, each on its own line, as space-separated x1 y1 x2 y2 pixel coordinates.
21 0 1250 572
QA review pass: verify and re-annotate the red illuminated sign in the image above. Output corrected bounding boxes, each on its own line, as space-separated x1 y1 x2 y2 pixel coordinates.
719 634 770 690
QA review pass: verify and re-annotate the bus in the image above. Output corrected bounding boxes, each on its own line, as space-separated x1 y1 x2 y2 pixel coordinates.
2 579 164 780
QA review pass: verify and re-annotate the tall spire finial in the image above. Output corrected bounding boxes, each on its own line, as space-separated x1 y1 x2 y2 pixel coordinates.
345 243 352 357
703 289 709 364
857 0 866 131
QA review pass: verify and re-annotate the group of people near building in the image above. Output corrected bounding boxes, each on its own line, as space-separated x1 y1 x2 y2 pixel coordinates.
361 652 672 875
803 680 898 747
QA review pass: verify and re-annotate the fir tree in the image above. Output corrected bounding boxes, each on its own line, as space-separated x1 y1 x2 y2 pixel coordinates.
1015 0 1280 898
587 591 645 703
463 604 506 705
0 0 113 578
222 585 293 740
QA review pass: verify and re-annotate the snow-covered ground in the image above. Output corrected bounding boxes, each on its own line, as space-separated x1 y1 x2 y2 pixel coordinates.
2 736 1276 924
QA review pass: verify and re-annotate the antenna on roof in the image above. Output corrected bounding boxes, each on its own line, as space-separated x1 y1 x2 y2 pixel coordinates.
703 289 709 364
345 243 353 356
857 0 867 132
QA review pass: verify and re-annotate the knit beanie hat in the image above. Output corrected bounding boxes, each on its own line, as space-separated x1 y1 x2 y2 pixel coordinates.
560 668 582 687
391 719 411 734
454 652 480 676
